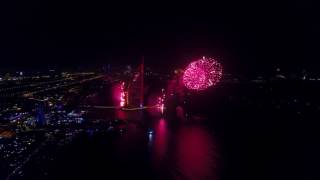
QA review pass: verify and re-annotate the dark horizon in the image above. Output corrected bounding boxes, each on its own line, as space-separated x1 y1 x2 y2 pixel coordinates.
1 1 319 75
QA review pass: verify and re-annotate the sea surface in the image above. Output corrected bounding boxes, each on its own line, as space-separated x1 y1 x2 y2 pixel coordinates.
16 80 320 180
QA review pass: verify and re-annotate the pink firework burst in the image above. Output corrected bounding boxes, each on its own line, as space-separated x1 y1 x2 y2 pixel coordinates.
183 57 222 90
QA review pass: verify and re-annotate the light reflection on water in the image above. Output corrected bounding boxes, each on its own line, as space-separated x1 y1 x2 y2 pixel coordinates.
174 125 218 180
84 85 219 180
85 106 219 179
152 118 168 162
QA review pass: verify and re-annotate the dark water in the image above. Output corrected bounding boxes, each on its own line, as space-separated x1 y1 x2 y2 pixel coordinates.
46 117 219 180
46 83 220 180
16 81 320 180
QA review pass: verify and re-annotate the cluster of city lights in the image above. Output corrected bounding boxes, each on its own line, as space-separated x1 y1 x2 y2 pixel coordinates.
183 56 222 90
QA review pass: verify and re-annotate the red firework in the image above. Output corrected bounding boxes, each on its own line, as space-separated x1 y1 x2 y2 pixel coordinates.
183 57 222 90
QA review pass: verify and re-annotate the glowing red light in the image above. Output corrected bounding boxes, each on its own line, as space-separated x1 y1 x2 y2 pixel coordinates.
183 56 222 90
157 88 166 114
120 82 126 107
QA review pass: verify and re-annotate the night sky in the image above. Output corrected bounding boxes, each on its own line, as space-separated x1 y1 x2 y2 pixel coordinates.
0 1 318 75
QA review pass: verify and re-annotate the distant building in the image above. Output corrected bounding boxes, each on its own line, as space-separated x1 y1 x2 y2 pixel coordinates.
127 59 144 107
36 102 47 126
4 73 11 81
